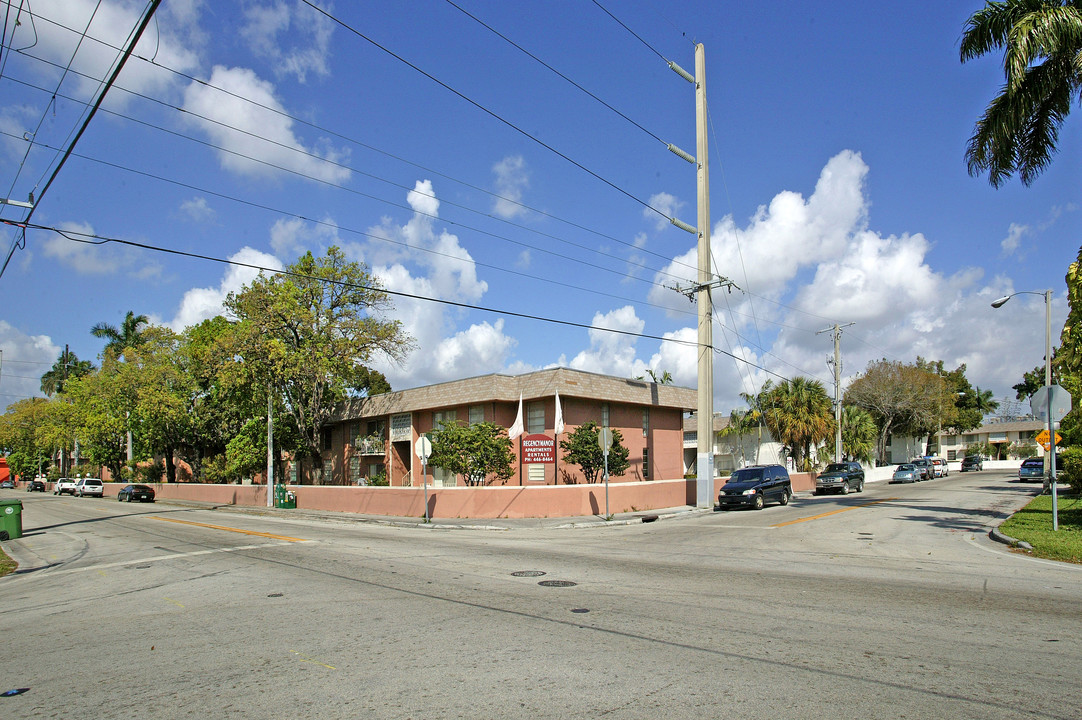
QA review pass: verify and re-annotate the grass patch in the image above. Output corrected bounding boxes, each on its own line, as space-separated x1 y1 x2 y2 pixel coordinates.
999 492 1082 564
0 548 16 577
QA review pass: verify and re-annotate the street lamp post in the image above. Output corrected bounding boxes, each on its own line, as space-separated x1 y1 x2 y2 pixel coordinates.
992 290 1058 529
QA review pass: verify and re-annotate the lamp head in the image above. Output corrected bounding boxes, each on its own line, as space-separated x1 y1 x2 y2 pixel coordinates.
990 296 1011 308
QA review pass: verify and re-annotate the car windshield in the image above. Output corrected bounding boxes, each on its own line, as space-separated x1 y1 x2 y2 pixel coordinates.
729 469 765 483
896 464 915 471
824 464 847 472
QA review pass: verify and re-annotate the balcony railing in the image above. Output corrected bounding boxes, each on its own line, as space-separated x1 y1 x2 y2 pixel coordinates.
352 436 386 455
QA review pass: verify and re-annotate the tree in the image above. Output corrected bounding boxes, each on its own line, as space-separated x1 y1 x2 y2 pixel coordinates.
759 377 834 471
39 349 95 397
840 406 877 464
428 421 515 486
0 397 52 479
225 247 412 478
719 408 757 467
91 310 149 357
845 360 944 465
960 1 1082 187
560 421 630 483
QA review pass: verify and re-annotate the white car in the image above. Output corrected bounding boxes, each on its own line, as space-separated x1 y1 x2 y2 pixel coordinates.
74 478 104 498
54 478 78 495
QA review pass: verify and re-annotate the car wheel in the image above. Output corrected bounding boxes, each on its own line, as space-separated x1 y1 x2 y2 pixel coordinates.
779 489 791 506
752 494 764 510
857 480 864 492
841 481 850 495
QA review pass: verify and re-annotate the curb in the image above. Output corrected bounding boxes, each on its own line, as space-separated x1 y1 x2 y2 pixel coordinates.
989 523 1033 551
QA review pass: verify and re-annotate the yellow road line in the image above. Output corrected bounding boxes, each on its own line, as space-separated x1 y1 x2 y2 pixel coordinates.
771 497 898 527
290 650 336 670
151 516 308 542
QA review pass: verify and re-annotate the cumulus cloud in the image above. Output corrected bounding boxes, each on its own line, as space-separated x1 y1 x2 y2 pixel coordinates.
491 155 530 219
169 246 283 330
269 216 340 259
241 1 334 83
0 321 59 405
1001 222 1029 255
179 197 216 223
646 192 685 231
181 66 350 183
41 221 162 278
563 306 646 378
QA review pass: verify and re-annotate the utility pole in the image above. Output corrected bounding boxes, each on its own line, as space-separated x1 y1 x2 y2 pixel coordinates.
817 323 853 463
267 383 274 508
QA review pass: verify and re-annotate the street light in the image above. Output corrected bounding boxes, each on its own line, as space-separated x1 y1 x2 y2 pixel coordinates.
991 290 1058 529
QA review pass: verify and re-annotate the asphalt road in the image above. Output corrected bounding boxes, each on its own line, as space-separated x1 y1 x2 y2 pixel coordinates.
1 469 1079 719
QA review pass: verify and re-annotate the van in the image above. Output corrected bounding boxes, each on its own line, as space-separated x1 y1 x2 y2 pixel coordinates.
74 478 104 498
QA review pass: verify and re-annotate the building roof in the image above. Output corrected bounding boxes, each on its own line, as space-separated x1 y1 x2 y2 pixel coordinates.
939 419 1045 436
683 413 733 433
332 367 697 421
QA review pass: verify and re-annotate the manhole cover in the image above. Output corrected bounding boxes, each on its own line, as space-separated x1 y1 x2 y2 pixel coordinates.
538 580 577 587
570 608 589 613
267 592 284 598
511 570 546 577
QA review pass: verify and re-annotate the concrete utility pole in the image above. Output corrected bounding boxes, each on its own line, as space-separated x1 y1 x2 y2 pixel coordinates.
266 384 274 508
817 323 853 463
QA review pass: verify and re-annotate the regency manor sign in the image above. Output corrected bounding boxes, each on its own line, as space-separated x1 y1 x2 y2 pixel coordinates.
522 434 556 464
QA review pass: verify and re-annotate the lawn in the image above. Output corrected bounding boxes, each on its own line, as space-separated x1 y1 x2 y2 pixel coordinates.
0 548 16 577
999 492 1082 564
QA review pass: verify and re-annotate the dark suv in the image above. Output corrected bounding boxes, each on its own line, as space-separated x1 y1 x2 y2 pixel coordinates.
960 455 983 472
814 462 865 495
717 465 792 510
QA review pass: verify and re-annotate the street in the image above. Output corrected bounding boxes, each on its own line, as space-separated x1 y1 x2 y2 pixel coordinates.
1 470 1080 719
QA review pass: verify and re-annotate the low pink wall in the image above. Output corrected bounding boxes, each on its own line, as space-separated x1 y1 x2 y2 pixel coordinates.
61 471 814 519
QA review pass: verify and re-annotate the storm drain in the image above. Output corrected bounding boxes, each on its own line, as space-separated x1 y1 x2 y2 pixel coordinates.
538 580 577 588
510 570 546 577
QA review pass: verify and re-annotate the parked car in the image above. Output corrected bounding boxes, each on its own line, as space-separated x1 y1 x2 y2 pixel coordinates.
26 479 46 492
931 458 948 478
960 455 983 472
1018 457 1044 482
717 465 792 510
0 479 14 489
890 464 921 484
814 462 865 495
117 484 155 503
911 458 934 481
54 477 78 495
74 477 104 498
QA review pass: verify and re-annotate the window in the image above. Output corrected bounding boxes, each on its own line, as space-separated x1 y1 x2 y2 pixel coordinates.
469 405 484 426
601 403 610 428
642 409 649 437
350 423 362 445
527 402 545 434
433 409 457 431
321 428 333 452
349 455 362 484
642 447 649 479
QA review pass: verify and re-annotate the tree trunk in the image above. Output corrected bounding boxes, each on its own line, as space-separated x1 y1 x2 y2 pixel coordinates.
165 446 177 483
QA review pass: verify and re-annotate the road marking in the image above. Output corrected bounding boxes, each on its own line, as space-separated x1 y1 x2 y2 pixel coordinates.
163 597 185 608
39 541 297 577
150 516 308 542
290 650 336 670
770 497 899 527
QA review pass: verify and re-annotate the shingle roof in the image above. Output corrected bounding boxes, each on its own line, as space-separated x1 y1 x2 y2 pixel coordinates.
333 367 697 421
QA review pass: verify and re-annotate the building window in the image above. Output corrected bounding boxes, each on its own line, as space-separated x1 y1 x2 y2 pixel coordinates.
321 428 333 452
642 447 650 479
642 409 649 437
349 455 362 484
601 403 610 428
527 402 545 434
469 405 484 426
433 409 457 431
350 422 362 445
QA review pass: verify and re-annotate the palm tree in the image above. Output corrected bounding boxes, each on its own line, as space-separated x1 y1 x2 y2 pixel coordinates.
760 377 835 471
40 349 95 396
974 386 1001 417
960 1 1082 186
839 406 877 464
91 311 149 357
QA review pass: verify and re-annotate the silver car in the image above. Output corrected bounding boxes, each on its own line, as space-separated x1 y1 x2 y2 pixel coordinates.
890 464 921 484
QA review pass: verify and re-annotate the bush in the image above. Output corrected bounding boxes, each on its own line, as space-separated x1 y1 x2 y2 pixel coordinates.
136 459 166 484
1056 446 1082 495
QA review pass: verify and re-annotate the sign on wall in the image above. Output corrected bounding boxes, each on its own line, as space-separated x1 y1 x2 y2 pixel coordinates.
522 434 556 464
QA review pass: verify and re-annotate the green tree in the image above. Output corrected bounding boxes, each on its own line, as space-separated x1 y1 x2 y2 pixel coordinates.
225 247 411 477
0 397 53 479
90 310 149 357
840 406 877 464
63 362 129 480
759 377 834 471
559 421 630 483
39 349 95 397
428 421 515 486
960 1 1082 187
719 408 757 467
845 360 944 465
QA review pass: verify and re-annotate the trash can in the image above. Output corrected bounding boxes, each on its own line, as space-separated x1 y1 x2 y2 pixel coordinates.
0 498 23 541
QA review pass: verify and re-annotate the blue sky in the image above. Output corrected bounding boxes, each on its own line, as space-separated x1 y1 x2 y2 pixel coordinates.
0 0 1078 418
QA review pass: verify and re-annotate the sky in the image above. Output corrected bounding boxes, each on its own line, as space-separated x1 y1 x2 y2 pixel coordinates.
0 0 1078 420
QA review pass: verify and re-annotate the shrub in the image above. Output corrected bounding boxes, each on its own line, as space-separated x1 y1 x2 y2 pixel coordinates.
1056 446 1082 495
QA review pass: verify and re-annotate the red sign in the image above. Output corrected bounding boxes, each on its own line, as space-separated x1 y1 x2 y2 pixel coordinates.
521 434 556 464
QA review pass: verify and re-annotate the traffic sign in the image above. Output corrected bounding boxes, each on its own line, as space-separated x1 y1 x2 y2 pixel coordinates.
1031 385 1072 424
415 435 432 461
598 427 613 453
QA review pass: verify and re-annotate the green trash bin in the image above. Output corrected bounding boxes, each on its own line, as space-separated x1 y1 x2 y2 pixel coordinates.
273 485 296 509
0 498 23 541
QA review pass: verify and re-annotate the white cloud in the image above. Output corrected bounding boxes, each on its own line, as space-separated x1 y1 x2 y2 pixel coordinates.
0 321 59 406
179 197 216 223
269 216 340 259
181 66 350 183
1001 222 1029 255
564 306 646 378
169 247 283 331
492 155 530 219
646 192 685 231
241 1 334 83
41 221 162 278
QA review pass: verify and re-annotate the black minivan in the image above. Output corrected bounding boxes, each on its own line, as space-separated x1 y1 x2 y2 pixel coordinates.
717 465 792 510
